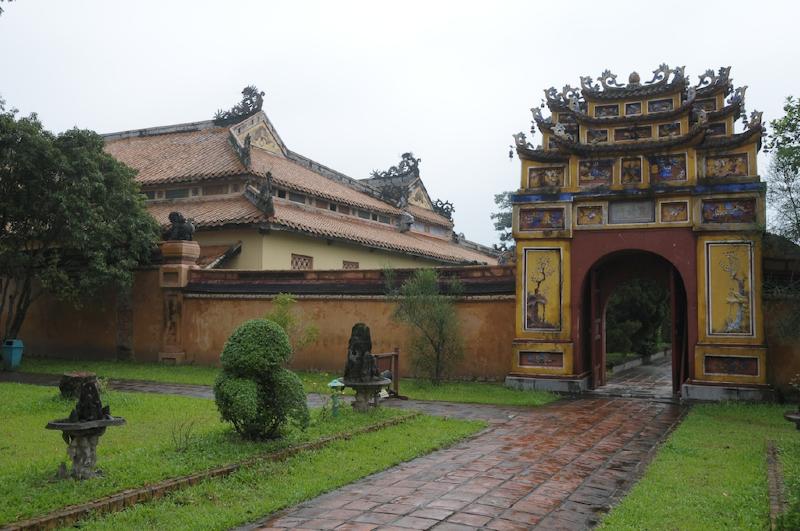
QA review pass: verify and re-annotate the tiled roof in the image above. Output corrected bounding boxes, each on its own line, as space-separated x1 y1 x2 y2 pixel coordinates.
248 149 403 218
146 195 268 228
270 199 494 265
406 204 453 228
197 242 242 268
144 193 493 264
104 127 246 185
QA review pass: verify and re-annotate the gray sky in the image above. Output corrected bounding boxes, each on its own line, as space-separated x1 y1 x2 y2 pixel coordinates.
1 0 798 245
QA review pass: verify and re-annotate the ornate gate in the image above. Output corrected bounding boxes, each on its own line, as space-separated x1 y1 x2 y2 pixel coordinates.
508 65 768 396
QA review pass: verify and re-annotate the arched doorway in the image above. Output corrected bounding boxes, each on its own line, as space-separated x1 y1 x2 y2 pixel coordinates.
579 250 689 395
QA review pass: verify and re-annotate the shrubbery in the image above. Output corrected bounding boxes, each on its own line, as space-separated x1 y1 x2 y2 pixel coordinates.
213 319 309 439
390 269 463 385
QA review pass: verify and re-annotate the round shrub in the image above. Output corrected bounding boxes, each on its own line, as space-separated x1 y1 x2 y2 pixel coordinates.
219 319 291 378
213 374 262 438
214 319 308 439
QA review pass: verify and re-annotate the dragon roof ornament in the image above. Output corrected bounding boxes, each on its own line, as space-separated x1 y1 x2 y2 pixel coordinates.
728 85 747 106
692 106 709 126
513 132 533 149
552 123 574 143
598 69 625 90
695 66 732 91
543 85 583 108
745 110 763 130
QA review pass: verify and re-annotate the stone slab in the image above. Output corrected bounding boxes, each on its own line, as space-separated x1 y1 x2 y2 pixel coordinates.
504 375 589 394
681 383 775 402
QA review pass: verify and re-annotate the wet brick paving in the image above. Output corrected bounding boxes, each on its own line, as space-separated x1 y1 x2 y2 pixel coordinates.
245 397 685 530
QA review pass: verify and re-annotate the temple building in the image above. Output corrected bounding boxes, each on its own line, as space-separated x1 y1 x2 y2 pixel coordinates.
507 65 769 399
103 108 496 270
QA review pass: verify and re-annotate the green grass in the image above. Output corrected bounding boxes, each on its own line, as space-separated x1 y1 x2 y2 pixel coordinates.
600 403 798 531
20 357 220 386
0 382 406 525
20 358 558 407
777 421 800 529
398 379 557 407
605 351 638 367
77 415 484 530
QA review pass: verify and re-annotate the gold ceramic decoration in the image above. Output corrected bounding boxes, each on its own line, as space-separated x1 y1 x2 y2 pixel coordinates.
523 248 561 331
706 242 753 336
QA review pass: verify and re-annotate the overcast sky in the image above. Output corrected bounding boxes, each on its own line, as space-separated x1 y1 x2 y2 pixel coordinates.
1 0 798 245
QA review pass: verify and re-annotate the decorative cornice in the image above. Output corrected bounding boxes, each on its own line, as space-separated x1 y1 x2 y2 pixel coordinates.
578 64 687 101
542 121 709 156
696 124 763 151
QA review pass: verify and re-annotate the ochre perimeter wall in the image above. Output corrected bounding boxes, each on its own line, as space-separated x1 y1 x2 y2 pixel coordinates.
15 261 799 390
18 265 516 381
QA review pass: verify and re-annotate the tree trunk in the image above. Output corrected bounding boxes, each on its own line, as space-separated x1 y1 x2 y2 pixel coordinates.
4 276 33 340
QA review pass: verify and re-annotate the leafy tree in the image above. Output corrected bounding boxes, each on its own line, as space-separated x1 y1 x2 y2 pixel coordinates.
263 293 319 353
391 269 463 385
765 96 800 243
491 191 514 252
0 101 160 339
214 319 309 439
605 279 669 357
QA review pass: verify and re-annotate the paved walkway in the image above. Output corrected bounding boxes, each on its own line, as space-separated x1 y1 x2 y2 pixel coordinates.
245 397 684 530
586 357 675 402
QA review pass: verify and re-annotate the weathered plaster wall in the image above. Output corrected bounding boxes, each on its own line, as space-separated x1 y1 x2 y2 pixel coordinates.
19 265 515 381
180 295 514 379
260 231 442 270
764 298 800 397
193 229 263 270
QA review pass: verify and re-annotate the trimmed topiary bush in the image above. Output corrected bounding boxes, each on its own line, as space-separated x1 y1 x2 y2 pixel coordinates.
213 319 309 439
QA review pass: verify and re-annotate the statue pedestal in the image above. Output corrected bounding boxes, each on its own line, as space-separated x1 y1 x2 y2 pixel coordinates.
46 418 126 480
343 378 391 412
158 241 200 288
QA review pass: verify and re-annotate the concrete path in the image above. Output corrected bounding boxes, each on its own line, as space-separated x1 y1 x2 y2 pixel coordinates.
244 397 684 530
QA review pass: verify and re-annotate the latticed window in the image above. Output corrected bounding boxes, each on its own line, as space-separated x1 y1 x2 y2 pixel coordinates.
342 261 359 270
291 254 313 270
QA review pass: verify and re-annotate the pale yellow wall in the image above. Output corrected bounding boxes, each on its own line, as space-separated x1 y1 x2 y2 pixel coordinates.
261 230 442 270
193 229 263 269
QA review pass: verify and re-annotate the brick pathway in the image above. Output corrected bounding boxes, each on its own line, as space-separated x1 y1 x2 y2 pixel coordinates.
244 397 684 530
587 358 675 402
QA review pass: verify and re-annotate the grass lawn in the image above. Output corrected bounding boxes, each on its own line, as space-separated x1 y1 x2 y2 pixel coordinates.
600 402 799 530
0 382 408 525
605 351 637 368
20 357 221 386
78 415 484 530
21 357 558 407
777 423 800 529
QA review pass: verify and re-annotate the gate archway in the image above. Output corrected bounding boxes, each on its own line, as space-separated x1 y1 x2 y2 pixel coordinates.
579 249 688 394
507 65 769 398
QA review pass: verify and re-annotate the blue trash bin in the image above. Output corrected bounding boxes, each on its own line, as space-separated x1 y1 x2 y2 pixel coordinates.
2 339 23 371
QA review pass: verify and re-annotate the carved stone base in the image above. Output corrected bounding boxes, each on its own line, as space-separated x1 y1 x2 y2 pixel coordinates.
344 379 391 412
60 432 103 480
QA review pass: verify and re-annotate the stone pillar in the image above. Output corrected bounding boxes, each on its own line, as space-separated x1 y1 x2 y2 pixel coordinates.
158 241 200 364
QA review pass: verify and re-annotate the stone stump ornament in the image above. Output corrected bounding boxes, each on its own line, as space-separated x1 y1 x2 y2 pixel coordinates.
46 380 125 480
59 371 98 400
342 323 391 412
